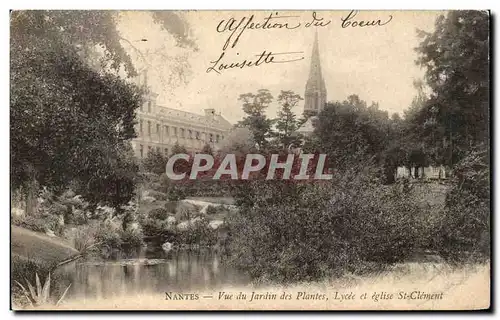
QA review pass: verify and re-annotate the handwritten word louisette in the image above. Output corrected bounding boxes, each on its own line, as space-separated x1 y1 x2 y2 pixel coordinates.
206 50 304 74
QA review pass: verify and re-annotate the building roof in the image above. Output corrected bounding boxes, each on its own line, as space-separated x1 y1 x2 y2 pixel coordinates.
296 116 318 135
152 105 233 131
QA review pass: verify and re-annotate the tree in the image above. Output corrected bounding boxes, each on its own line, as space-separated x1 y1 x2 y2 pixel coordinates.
313 95 389 171
142 149 168 175
237 89 274 150
170 142 188 156
275 90 303 149
415 11 489 166
10 11 197 215
11 42 143 214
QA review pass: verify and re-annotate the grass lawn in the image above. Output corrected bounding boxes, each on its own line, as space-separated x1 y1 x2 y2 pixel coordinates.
11 225 79 266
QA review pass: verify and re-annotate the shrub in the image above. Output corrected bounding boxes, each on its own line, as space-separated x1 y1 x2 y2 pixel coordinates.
146 190 168 201
11 214 62 235
175 202 199 221
148 208 170 220
206 205 218 215
176 219 217 246
227 168 425 283
94 220 123 251
63 224 98 252
438 147 490 262
120 225 145 248
164 201 178 214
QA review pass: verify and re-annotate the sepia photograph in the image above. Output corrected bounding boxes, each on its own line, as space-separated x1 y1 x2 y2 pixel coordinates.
9 9 490 311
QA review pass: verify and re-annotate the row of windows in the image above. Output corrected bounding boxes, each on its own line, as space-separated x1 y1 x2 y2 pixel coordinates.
138 120 223 143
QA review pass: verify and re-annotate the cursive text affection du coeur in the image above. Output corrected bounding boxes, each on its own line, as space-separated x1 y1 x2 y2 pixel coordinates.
206 10 393 75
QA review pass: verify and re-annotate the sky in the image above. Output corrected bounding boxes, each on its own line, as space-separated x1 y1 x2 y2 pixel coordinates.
117 10 444 124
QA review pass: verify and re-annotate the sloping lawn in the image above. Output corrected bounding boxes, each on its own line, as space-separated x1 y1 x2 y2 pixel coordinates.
11 225 79 266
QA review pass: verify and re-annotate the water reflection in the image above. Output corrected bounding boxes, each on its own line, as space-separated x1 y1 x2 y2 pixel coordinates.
56 248 250 300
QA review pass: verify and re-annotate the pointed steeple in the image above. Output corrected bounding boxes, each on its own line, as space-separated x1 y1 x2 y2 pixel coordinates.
304 31 327 115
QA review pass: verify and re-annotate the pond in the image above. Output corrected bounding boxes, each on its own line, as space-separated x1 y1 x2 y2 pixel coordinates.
55 247 251 300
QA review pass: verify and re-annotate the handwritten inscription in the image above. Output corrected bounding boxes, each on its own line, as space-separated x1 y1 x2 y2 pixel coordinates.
207 10 393 74
206 51 304 74
341 10 393 28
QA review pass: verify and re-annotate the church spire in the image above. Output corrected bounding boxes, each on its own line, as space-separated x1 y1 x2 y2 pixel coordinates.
304 31 327 116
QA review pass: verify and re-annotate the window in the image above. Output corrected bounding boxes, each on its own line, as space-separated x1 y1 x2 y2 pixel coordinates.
209 133 214 142
156 123 160 134
148 100 152 113
156 146 160 153
180 128 185 138
164 148 168 156
164 125 169 136
140 103 143 112
139 145 143 158
216 134 220 143
147 121 151 136
195 131 200 140
139 120 143 135
173 127 177 136
188 130 193 139
147 146 152 154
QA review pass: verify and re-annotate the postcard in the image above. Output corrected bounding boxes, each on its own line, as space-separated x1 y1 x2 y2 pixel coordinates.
10 10 490 311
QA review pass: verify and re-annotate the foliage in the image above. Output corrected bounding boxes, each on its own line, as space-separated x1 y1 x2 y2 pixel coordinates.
142 149 167 175
11 28 142 211
312 96 391 171
205 205 218 215
11 214 61 235
15 272 71 308
414 11 490 166
148 207 170 220
438 147 490 261
170 142 188 156
237 89 275 150
63 224 98 252
274 90 303 149
176 219 218 246
218 127 256 157
146 190 169 201
227 167 427 283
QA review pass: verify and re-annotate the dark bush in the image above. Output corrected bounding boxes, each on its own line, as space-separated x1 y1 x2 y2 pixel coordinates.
226 168 425 283
148 208 170 220
177 219 217 246
147 190 168 201
206 205 218 215
438 147 490 262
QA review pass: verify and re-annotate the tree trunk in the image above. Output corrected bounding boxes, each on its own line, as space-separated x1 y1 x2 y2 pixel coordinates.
25 178 38 216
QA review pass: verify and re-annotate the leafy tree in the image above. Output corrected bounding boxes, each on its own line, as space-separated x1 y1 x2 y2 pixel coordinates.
170 142 188 156
237 89 275 150
11 42 142 214
10 11 197 215
275 90 303 149
142 149 168 175
415 10 490 166
313 95 390 171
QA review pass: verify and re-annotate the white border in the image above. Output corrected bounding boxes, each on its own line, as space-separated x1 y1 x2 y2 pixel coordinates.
2 1 498 319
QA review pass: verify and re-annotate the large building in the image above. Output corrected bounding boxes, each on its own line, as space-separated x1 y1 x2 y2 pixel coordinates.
297 32 327 137
131 72 232 158
303 31 327 115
